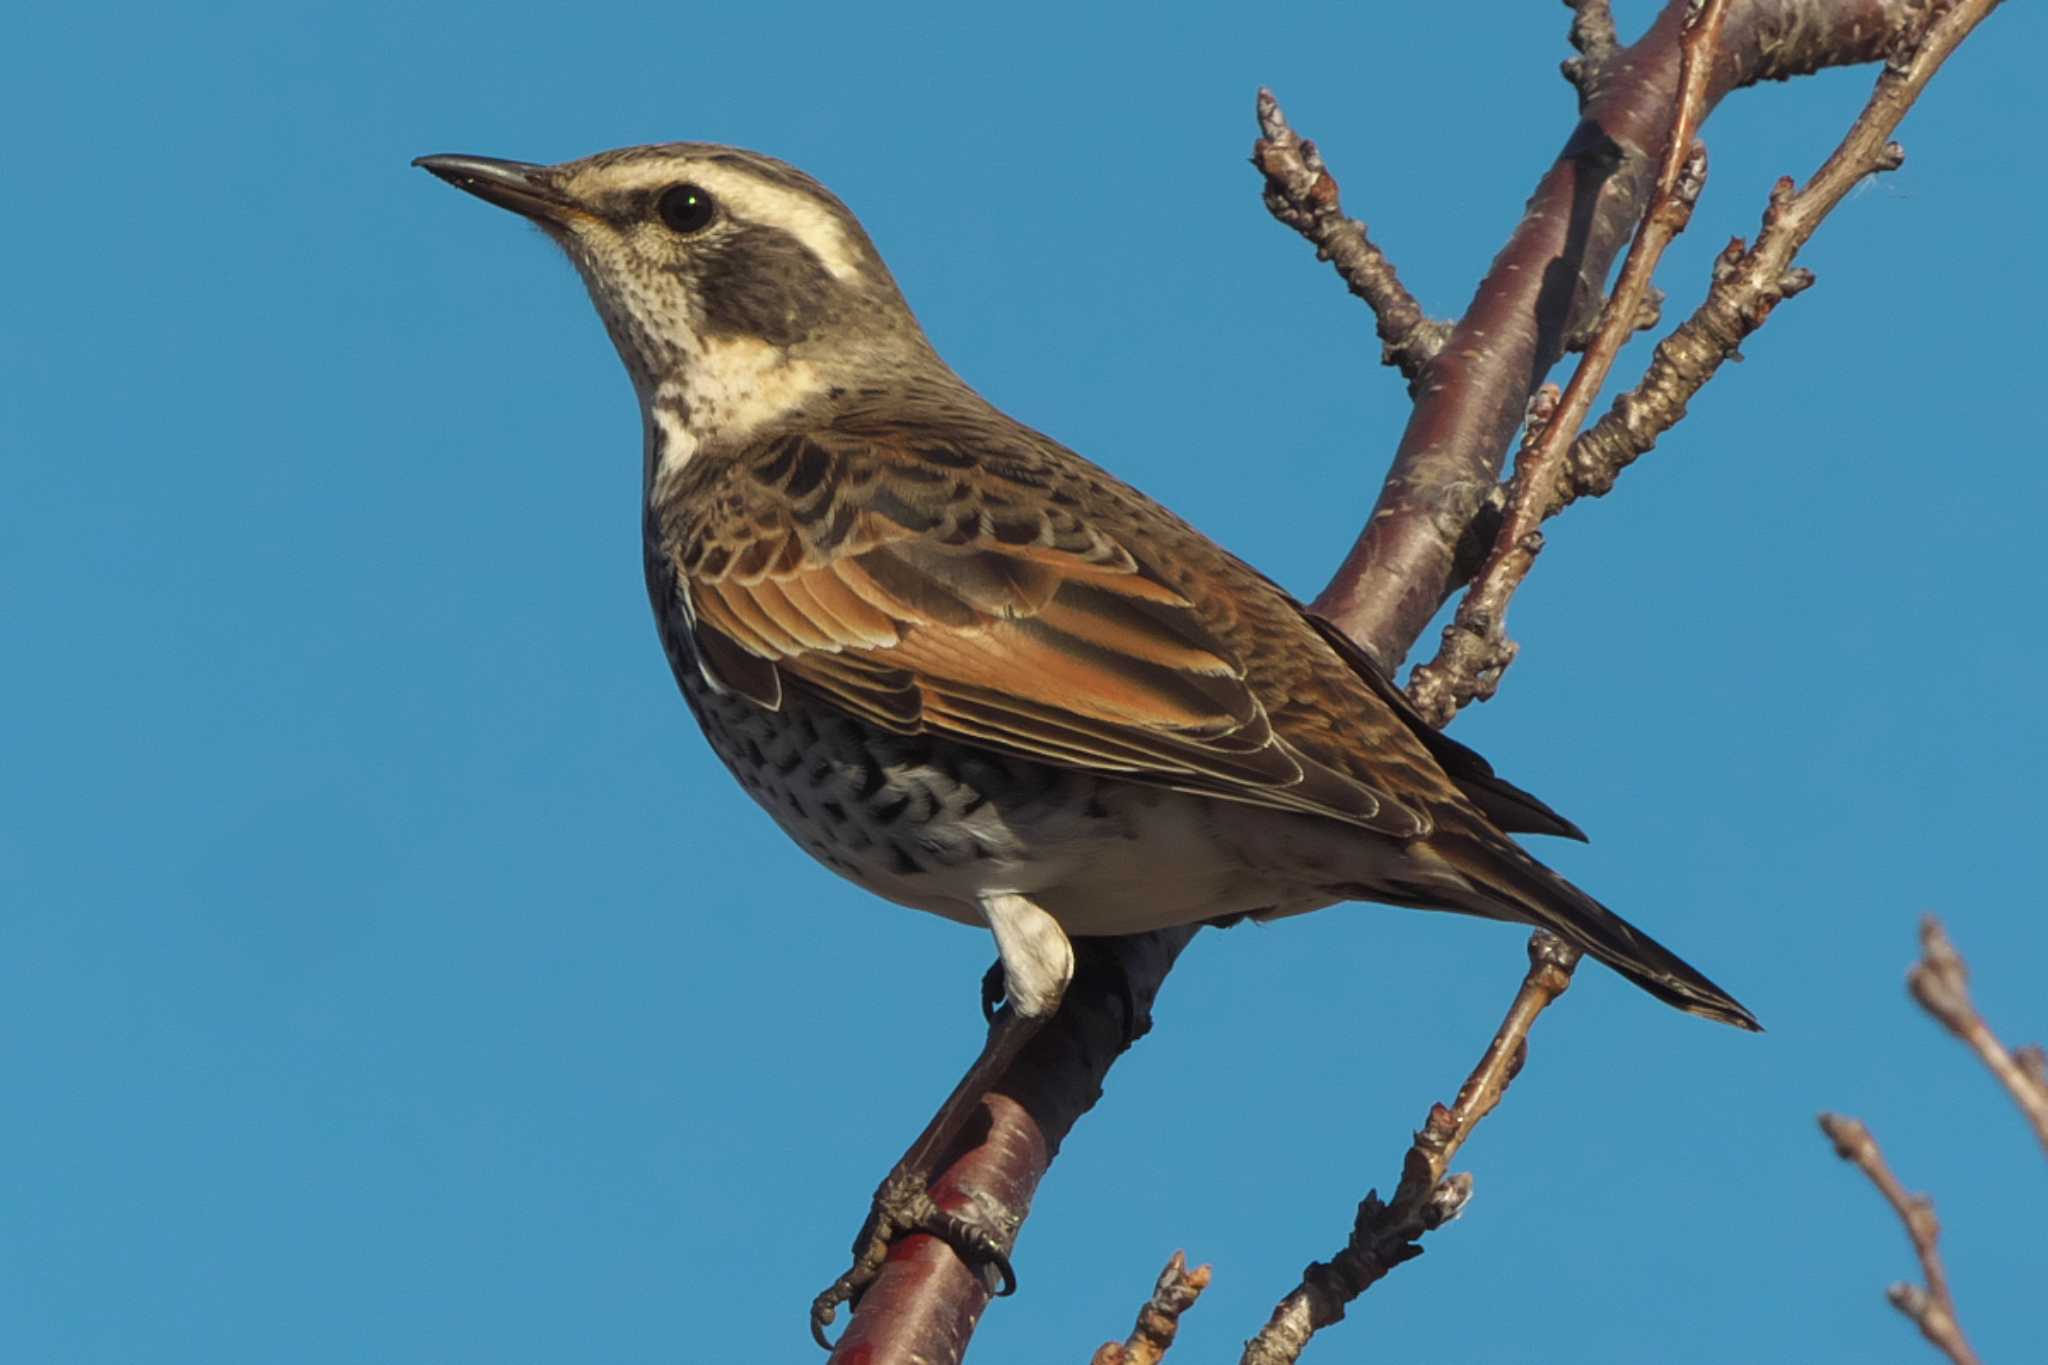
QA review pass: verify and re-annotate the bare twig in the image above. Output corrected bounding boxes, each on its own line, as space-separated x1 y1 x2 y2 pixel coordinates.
840 4 1996 1356
1562 0 1623 98
1565 0 2003 512
1090 1252 1212 1365
1409 0 2002 725
1239 933 1580 1365
1907 915 2048 1156
1312 0 1938 669
1408 0 1728 727
1818 1114 1981 1365
1252 89 1450 386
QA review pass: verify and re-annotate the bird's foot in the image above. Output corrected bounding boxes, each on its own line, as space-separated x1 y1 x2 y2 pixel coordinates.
983 949 1140 1047
809 1167 1016 1348
980 959 1006 1025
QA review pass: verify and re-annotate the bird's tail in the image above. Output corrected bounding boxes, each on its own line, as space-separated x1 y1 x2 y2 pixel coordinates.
1426 822 1761 1031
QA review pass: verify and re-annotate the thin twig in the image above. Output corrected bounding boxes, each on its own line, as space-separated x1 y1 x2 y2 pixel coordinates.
1311 0 1935 669
1239 933 1581 1365
1562 0 1623 99
841 5 1993 1356
1252 89 1450 386
1407 0 2002 726
1907 915 2048 1156
1407 0 1729 727
1818 1114 1981 1365
1089 1251 1212 1365
1564 0 2001 515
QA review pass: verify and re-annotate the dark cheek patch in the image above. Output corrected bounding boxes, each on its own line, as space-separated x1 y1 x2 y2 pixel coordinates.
694 225 835 346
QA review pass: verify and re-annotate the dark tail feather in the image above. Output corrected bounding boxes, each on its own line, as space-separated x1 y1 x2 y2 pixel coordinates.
1430 827 1762 1032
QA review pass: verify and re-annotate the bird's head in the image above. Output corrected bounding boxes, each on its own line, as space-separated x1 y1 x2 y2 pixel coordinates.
416 143 941 470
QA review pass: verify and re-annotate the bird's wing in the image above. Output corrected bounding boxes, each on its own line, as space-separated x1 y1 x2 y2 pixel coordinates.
658 426 1431 836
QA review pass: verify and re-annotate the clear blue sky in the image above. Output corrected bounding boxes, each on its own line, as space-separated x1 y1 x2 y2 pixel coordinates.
6 2 2043 1361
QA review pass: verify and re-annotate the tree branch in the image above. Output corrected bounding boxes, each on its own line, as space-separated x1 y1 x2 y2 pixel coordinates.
1407 0 1728 726
1816 911 2048 1365
1089 1251 1212 1365
830 4 1991 1356
1818 1115 1979 1364
1563 0 1624 101
1566 0 1999 510
825 929 1196 1363
1411 0 1999 723
1239 933 1580 1365
1252 89 1451 387
1310 0 1939 671
1906 915 2048 1157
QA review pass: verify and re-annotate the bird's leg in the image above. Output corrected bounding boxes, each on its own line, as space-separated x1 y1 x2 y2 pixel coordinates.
810 893 1073 1348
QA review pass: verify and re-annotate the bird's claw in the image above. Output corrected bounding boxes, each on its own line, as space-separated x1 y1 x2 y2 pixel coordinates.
980 959 1007 1025
809 1168 1016 1349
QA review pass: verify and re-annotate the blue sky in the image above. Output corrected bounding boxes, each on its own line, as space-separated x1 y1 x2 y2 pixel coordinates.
6 2 2044 1361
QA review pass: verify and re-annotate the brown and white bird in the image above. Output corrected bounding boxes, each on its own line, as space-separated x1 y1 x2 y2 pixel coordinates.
416 141 1757 1329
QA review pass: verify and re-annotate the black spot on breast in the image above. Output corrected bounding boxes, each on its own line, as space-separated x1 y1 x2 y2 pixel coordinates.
889 842 923 876
871 793 911 826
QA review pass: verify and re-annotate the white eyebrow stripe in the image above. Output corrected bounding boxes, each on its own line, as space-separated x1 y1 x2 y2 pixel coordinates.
595 160 864 282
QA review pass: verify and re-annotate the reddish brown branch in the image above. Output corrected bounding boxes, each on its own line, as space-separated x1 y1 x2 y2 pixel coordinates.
825 929 1196 1363
1906 915 2048 1156
1818 1114 1980 1365
1089 1251 1213 1365
1311 0 1937 670
1238 933 1580 1365
1566 0 1999 513
834 4 1988 1357
1252 89 1450 386
1410 0 1999 724
1563 0 1624 99
1407 0 1727 727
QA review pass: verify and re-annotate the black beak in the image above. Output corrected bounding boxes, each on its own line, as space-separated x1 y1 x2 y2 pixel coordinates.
413 154 578 224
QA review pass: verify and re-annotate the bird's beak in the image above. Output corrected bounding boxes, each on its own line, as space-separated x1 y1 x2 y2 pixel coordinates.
413 154 579 226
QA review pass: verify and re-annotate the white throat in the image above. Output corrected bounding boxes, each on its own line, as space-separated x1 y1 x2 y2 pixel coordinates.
646 334 825 488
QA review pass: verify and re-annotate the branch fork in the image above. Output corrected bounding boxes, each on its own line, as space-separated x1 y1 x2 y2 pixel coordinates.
834 2 2014 1356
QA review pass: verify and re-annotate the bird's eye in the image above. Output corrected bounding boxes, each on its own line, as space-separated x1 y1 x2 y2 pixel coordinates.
656 183 717 235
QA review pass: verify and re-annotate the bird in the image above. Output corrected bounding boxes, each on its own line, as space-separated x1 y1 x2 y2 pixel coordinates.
414 141 1758 1339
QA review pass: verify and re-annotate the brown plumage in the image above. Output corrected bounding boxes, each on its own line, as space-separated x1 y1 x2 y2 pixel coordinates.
413 140 1756 1034
416 139 1758 1326
660 388 1756 1028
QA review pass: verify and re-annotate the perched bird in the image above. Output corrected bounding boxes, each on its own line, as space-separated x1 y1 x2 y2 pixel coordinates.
415 142 1757 1334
